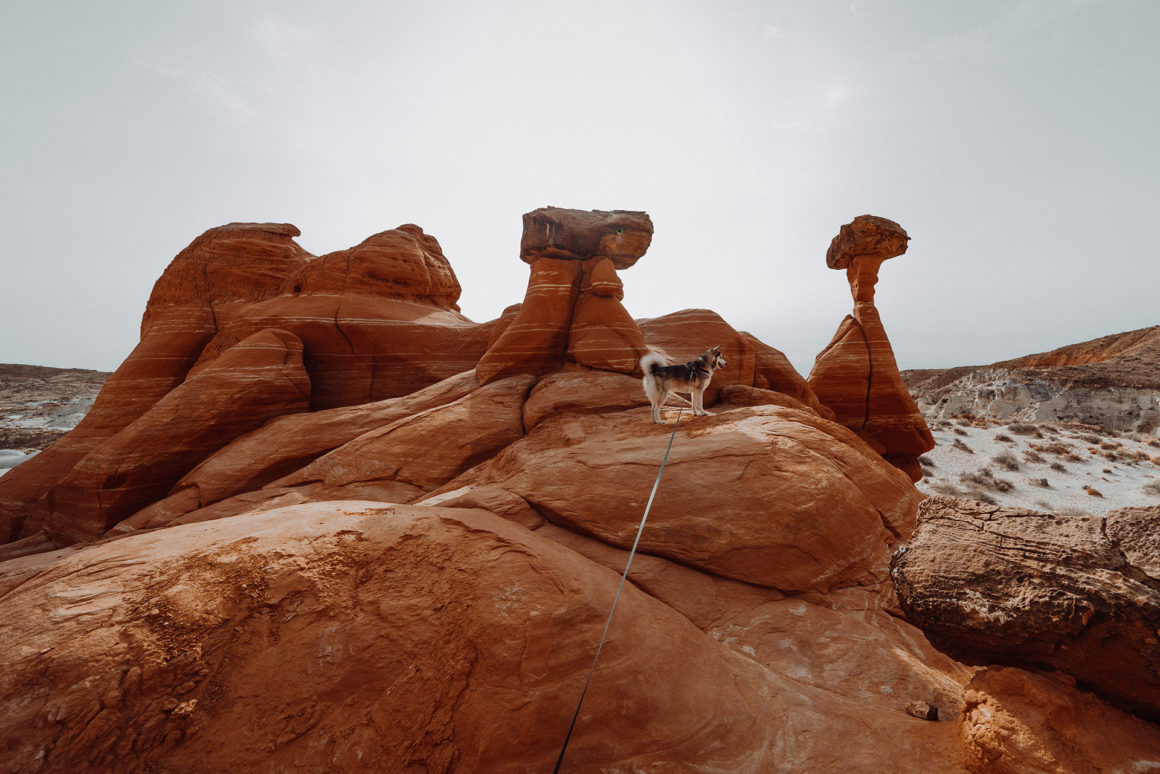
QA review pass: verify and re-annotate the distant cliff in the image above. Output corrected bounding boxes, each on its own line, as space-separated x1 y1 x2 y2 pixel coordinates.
903 325 1160 433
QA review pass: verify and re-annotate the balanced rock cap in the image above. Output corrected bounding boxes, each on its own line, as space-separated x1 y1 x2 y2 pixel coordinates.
826 215 909 270
519 207 653 269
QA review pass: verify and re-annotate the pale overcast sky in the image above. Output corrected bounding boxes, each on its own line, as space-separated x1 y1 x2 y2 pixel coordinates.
2 0 1157 375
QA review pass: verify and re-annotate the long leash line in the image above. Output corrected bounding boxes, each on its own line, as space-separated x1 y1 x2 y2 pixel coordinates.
552 407 684 774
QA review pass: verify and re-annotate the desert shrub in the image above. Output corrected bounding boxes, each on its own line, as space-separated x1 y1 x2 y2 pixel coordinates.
1029 477 1050 488
919 455 937 469
1050 462 1067 473
928 481 966 498
1148 438 1160 449
960 468 1015 493
1099 440 1121 450
1023 450 1045 464
953 427 968 437
952 438 974 454
1102 468 1113 474
995 433 1015 443
993 452 1021 471
1143 479 1160 497
1008 423 1042 437
1084 485 1104 498
1081 433 1102 444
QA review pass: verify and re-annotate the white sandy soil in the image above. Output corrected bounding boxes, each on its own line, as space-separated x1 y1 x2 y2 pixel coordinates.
918 418 1160 515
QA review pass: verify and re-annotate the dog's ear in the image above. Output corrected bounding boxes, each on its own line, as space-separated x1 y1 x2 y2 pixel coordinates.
712 346 722 354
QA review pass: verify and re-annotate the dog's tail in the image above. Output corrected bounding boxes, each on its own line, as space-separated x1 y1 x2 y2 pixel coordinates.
640 352 667 376
640 352 668 408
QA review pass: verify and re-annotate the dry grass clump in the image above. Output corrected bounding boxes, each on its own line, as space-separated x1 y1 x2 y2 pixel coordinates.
1028 477 1051 488
1143 479 1160 497
1030 441 1083 462
1148 437 1160 449
919 455 937 469
952 438 974 454
960 468 1015 493
1099 440 1121 450
1080 433 1102 444
995 433 1015 443
992 452 1021 471
1008 423 1043 437
953 427 969 437
1023 449 1046 464
1050 462 1068 473
1084 485 1104 498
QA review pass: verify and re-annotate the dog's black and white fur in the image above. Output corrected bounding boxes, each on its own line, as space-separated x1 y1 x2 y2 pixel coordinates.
640 347 727 424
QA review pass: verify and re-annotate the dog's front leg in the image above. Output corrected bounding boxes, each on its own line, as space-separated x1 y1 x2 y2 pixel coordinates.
692 388 707 416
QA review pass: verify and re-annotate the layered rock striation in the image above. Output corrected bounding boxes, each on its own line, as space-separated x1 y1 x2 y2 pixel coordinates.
2 209 1157 772
892 496 1160 722
808 215 934 481
903 325 1160 433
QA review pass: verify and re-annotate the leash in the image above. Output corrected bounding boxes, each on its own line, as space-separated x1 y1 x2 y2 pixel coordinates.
552 407 683 773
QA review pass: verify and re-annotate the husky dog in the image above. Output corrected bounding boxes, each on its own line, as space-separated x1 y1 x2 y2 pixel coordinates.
640 347 727 424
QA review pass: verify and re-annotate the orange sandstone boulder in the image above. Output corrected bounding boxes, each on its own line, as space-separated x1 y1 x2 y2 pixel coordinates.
427 404 921 593
38 329 311 544
959 666 1160 774
0 223 309 542
0 222 493 546
192 224 488 408
0 502 970 773
477 208 653 383
639 308 834 417
808 215 933 480
268 375 535 497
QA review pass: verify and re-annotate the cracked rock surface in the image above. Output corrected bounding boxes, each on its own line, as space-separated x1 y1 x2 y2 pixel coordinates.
892 496 1160 721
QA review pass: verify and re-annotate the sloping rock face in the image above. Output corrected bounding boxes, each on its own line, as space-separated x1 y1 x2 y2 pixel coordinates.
425 405 920 593
903 325 1160 433
0 503 972 773
959 666 1160 774
4 208 1157 772
808 215 934 482
0 223 490 545
891 496 1160 722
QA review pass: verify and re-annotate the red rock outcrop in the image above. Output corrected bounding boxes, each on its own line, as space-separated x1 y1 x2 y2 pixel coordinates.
808 215 934 481
5 206 1155 772
639 308 834 417
960 666 1160 773
476 208 653 382
891 496 1160 722
38 329 311 544
0 222 490 545
0 503 971 773
425 404 921 593
0 224 309 542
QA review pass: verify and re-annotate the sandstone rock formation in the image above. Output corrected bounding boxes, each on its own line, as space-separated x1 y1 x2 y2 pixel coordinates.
0 223 490 545
892 496 1160 722
903 324 1160 433
425 405 920 593
808 215 934 481
3 208 1157 772
639 308 834 417
476 207 653 382
0 502 976 773
959 666 1160 774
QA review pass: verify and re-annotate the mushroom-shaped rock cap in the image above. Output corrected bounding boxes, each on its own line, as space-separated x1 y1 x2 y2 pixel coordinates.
826 215 909 269
520 207 653 269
